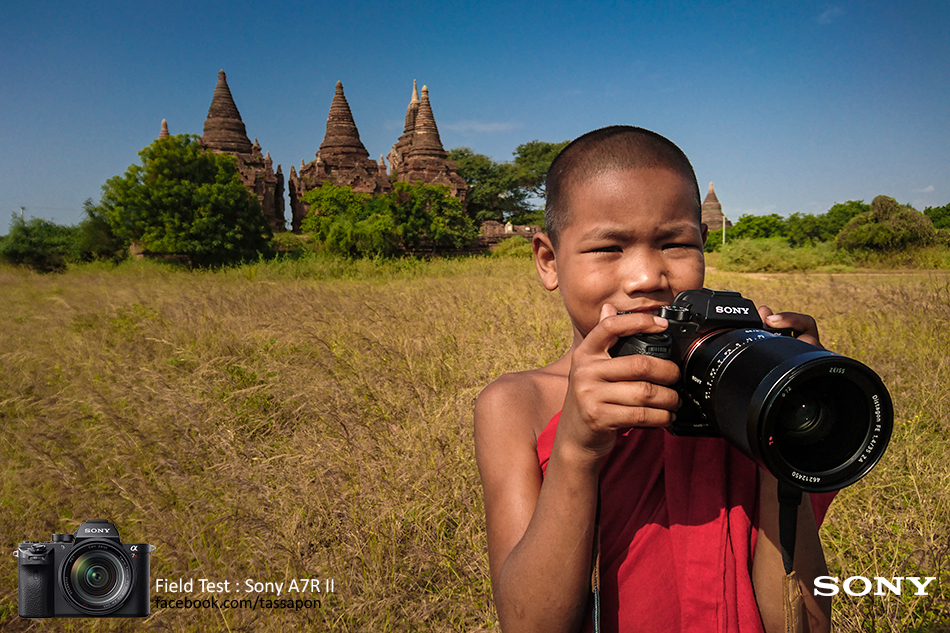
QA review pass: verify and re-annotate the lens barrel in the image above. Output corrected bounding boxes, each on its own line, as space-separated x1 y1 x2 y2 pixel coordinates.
682 328 893 493
60 542 133 614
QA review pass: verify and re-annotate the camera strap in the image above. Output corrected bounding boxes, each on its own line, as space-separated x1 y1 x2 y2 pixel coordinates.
777 482 803 575
778 482 805 633
591 488 602 633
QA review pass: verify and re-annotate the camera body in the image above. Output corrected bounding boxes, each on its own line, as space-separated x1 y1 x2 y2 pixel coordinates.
610 288 893 492
17 519 150 618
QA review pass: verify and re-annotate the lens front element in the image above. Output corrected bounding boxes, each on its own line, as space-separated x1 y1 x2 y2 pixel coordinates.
681 328 893 492
62 543 133 613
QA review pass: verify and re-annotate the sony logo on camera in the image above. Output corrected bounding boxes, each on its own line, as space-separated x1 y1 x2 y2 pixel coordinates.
714 305 751 315
16 519 151 618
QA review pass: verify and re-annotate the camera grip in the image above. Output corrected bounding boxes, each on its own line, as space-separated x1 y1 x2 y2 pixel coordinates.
609 332 673 359
18 561 52 618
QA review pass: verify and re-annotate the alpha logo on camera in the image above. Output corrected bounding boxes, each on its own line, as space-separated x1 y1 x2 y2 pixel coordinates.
813 576 936 596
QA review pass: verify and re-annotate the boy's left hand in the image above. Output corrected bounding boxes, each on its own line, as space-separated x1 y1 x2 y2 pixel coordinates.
757 306 822 348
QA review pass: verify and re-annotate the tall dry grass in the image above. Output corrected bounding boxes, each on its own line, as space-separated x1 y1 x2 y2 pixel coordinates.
0 256 947 631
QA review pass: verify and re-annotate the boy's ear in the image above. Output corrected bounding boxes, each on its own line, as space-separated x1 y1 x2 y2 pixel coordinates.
701 222 709 245
533 232 559 291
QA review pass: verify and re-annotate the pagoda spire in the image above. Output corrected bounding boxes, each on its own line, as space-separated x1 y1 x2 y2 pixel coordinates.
159 119 169 139
704 182 720 205
403 79 420 133
409 85 447 158
318 81 369 158
201 70 252 154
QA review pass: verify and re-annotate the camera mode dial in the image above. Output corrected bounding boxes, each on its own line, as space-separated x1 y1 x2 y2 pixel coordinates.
658 305 690 322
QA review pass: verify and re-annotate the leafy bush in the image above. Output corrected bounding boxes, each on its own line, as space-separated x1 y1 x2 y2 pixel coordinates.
301 181 477 258
0 215 80 272
837 196 938 251
705 228 725 252
924 202 950 230
717 238 841 272
75 199 126 263
490 236 533 258
729 213 787 240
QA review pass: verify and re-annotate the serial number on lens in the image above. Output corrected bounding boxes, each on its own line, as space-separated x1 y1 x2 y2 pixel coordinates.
791 472 821 483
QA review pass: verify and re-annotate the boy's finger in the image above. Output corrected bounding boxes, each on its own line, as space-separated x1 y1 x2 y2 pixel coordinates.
581 312 669 356
594 353 680 386
763 311 822 347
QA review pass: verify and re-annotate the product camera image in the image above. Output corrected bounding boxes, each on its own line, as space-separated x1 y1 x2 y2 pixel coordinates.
610 288 893 493
16 519 151 618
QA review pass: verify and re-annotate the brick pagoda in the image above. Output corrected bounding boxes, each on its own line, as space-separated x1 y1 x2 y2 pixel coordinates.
287 81 391 232
200 70 286 232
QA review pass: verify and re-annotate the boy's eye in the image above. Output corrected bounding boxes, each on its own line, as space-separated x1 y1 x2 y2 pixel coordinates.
590 245 622 253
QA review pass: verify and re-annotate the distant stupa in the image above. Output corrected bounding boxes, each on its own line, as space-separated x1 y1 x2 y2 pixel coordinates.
701 182 731 232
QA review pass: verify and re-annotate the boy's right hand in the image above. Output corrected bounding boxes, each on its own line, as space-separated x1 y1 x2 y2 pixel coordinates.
557 303 681 463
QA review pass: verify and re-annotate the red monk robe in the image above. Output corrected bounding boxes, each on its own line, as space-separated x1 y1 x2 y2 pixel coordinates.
537 412 836 633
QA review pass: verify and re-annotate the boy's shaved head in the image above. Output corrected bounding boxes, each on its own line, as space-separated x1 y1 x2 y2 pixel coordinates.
544 125 702 247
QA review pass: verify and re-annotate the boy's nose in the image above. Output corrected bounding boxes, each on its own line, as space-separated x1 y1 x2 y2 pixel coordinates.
621 251 668 296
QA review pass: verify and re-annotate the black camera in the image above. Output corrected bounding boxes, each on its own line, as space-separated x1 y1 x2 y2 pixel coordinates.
16 519 151 618
610 288 893 493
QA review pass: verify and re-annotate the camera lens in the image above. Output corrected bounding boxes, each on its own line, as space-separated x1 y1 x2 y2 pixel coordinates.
61 543 132 613
682 328 893 492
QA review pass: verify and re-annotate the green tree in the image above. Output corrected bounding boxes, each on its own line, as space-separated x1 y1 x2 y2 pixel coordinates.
837 195 937 251
389 181 476 251
447 148 529 222
99 134 272 266
300 181 477 258
75 198 126 262
784 213 824 247
0 214 80 272
730 214 787 240
924 203 950 230
824 200 869 238
301 183 400 258
511 140 570 201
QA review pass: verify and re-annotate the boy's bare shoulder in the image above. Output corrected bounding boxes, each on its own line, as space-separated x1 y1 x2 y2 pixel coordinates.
475 362 568 440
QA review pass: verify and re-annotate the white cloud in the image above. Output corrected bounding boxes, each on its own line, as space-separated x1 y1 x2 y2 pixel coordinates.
913 185 935 193
441 120 519 134
817 5 845 25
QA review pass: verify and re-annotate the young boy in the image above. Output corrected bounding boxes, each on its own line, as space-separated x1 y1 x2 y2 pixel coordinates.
474 126 834 633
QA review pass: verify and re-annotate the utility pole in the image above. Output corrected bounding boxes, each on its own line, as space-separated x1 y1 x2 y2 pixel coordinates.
722 216 727 245
20 206 25 221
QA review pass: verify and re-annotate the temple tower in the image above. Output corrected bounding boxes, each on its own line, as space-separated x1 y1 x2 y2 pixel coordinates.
199 70 286 231
159 119 169 139
387 80 419 178
288 81 392 231
201 70 253 154
396 85 466 202
701 182 731 232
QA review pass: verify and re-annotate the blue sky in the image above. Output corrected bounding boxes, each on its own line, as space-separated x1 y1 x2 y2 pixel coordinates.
1 1 947 232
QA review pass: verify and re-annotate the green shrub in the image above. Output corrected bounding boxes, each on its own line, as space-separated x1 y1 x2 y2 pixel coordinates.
490 236 534 258
704 228 724 252
0 215 80 272
75 199 126 263
301 182 477 258
717 238 839 272
837 196 937 251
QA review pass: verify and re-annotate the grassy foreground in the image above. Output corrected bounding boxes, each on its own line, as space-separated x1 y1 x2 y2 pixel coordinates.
0 255 948 632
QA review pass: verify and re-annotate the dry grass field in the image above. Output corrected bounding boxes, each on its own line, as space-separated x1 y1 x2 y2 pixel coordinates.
0 254 948 632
